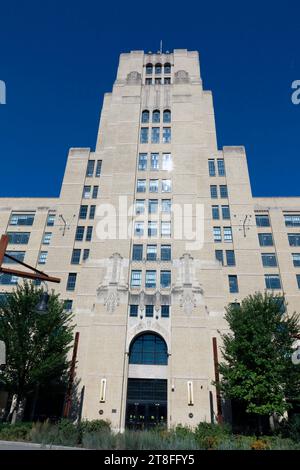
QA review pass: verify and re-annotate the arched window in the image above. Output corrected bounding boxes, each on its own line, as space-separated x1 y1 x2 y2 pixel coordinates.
146 64 153 75
152 109 160 123
155 63 162 74
164 63 171 74
141 110 150 123
163 109 171 123
129 333 168 365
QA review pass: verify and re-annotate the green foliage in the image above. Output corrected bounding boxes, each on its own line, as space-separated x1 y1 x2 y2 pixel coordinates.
0 281 74 415
80 419 111 435
194 422 231 449
218 292 300 418
0 422 32 441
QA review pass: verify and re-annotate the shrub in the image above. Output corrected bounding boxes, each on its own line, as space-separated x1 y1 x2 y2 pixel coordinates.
251 439 270 450
194 422 231 449
30 419 80 446
0 422 32 442
80 419 111 435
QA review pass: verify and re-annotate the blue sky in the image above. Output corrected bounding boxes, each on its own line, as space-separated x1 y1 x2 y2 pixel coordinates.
0 1 299 197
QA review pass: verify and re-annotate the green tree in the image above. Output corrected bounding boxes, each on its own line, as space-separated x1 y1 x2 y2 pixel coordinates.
0 281 74 421
218 292 300 431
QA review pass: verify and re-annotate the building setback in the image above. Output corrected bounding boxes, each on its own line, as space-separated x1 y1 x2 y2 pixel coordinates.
0 49 300 431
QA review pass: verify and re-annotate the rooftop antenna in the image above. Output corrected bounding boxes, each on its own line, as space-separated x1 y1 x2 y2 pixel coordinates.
160 40 163 54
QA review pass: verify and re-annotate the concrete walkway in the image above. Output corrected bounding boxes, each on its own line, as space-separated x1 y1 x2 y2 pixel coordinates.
0 440 82 450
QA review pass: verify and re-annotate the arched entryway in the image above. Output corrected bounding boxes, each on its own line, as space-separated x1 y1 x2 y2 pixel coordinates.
125 332 168 429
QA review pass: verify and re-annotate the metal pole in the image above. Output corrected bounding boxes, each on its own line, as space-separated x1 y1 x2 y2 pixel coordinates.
63 332 80 419
212 337 223 424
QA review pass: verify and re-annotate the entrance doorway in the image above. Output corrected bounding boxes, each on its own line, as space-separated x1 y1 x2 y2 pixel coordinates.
126 378 167 429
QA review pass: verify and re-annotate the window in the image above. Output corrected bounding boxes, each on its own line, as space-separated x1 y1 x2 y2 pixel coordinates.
86 226 93 241
138 153 147 171
284 214 300 227
155 78 161 85
137 179 146 192
297 275 300 289
164 63 171 74
149 179 158 193
130 305 138 317
145 305 154 317
86 160 95 177
162 153 172 171
162 127 171 143
148 221 158 237
228 275 239 293
7 232 30 245
210 185 218 199
129 333 168 365
67 273 77 291
47 214 55 226
95 160 102 177
217 159 226 176
262 253 277 267
4 251 25 264
146 63 153 75
161 179 171 192
42 232 52 245
152 110 160 123
148 199 158 214
288 234 300 246
147 245 157 261
9 213 34 226
259 233 274 246
135 200 145 215
163 110 171 123
79 205 88 219
150 153 159 170
132 244 143 261
222 206 230 219
75 226 84 241
226 250 236 266
71 249 81 264
164 77 171 84
265 274 281 290
89 205 96 219
92 186 99 199
161 245 171 261
213 227 222 243
135 222 144 236
82 186 91 199
38 251 47 264
140 128 149 143
161 305 170 318
162 199 171 213
131 270 142 288
220 185 228 198
151 127 160 143
160 270 171 288
215 250 223 265
83 249 90 261
145 78 152 85
0 274 18 285
155 63 162 74
146 270 156 288
256 214 270 227
141 110 150 123
292 253 300 267
161 221 171 237
212 206 219 220
63 300 73 311
224 227 233 242
208 160 216 176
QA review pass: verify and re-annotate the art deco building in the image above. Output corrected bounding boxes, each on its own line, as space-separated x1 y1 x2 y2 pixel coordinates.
0 49 300 430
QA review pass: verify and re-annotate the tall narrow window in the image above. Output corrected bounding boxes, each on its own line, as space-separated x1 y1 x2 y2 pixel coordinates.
148 199 158 214
228 275 239 293
132 244 143 261
210 185 218 199
89 205 96 219
161 179 172 192
148 221 158 237
137 180 146 193
71 249 81 264
86 226 93 241
163 110 171 123
162 153 172 171
222 206 230 219
138 153 147 171
292 253 300 267
212 206 220 220
145 305 154 317
150 153 159 170
146 63 153 75
149 179 158 193
162 127 171 143
129 305 138 317
215 250 223 265
42 232 52 245
140 128 149 144
131 270 142 288
160 270 171 288
147 245 157 261
226 250 236 266
213 227 222 243
67 273 77 291
161 245 171 261
134 222 144 236
151 127 160 143
162 199 171 213
86 160 95 177
146 271 156 288
155 63 162 74
135 200 145 215
164 63 171 74
161 221 171 237
95 160 102 177
79 205 88 219
75 226 85 241
47 214 55 226
83 186 91 199
83 249 90 261
208 160 216 176
92 186 99 199
152 110 160 123
161 305 170 317
223 227 233 242
217 159 226 176
220 185 228 198
141 110 150 123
